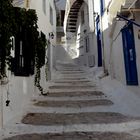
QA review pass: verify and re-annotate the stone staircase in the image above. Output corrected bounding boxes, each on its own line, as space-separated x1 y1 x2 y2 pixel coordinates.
2 63 140 140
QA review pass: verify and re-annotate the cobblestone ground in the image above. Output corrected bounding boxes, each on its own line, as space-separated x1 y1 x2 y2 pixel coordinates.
3 63 140 140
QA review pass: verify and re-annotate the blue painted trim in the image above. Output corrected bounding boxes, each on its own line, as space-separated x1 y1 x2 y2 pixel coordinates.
96 15 102 67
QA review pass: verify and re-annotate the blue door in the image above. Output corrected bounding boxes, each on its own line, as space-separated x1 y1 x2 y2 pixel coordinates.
96 16 102 67
121 23 138 85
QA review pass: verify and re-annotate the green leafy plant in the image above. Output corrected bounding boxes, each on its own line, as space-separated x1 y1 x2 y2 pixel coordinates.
0 0 15 79
0 1 48 95
34 32 47 95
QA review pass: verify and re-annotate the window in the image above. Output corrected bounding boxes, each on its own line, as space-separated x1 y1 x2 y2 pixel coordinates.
60 10 65 26
100 0 105 16
85 37 89 53
50 6 53 25
81 10 85 25
42 0 46 14
57 10 65 26
13 26 35 76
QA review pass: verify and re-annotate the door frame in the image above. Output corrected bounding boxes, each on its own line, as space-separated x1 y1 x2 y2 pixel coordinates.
96 15 102 67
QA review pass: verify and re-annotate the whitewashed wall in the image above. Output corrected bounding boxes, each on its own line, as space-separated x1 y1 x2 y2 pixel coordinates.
30 0 56 43
97 0 140 94
0 0 56 129
75 1 96 67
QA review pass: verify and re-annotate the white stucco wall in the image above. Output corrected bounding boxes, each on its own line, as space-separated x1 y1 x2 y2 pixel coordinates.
64 0 140 95
0 75 36 127
0 0 56 129
100 0 140 94
30 0 56 43
74 1 96 67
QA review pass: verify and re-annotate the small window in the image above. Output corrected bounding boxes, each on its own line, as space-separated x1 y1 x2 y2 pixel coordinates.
81 10 85 25
13 27 35 76
85 37 89 52
50 6 53 25
100 0 105 16
42 0 46 14
57 10 65 26
60 10 65 26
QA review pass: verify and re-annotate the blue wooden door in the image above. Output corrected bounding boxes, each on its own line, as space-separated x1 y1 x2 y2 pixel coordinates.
96 16 102 67
122 23 138 85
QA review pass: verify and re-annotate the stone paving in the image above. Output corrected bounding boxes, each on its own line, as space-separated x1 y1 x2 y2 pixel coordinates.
4 132 140 140
2 63 140 140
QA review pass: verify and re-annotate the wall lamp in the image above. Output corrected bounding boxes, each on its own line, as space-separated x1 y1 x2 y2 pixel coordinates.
49 32 54 39
93 12 98 17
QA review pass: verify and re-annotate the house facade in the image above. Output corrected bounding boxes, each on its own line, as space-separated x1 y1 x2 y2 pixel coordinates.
0 0 56 129
98 0 140 93
64 0 140 94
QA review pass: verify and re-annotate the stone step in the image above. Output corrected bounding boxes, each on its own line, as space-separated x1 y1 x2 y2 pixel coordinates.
22 112 138 126
32 96 107 102
53 81 91 84
59 71 85 74
4 132 140 140
46 91 104 97
52 82 92 86
34 99 113 108
59 78 87 80
58 69 82 71
27 105 117 114
49 85 95 89
60 73 85 75
60 76 86 79
60 73 86 76
48 89 99 93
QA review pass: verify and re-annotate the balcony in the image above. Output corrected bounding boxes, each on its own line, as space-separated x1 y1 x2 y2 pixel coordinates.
108 0 138 23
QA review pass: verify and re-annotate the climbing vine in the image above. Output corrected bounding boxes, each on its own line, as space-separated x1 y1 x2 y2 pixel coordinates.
0 0 15 79
34 32 47 95
0 0 48 95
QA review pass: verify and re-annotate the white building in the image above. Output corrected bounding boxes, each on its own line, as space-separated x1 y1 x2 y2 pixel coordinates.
0 0 56 129
64 0 140 95
96 0 140 94
64 0 96 64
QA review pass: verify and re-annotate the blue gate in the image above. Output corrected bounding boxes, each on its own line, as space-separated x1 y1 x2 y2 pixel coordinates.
121 23 138 85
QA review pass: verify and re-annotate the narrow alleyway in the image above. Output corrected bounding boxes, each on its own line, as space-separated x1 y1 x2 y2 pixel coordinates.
1 62 140 140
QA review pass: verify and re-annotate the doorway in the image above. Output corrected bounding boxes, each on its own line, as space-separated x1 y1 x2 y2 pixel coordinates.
121 23 138 85
96 16 102 67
